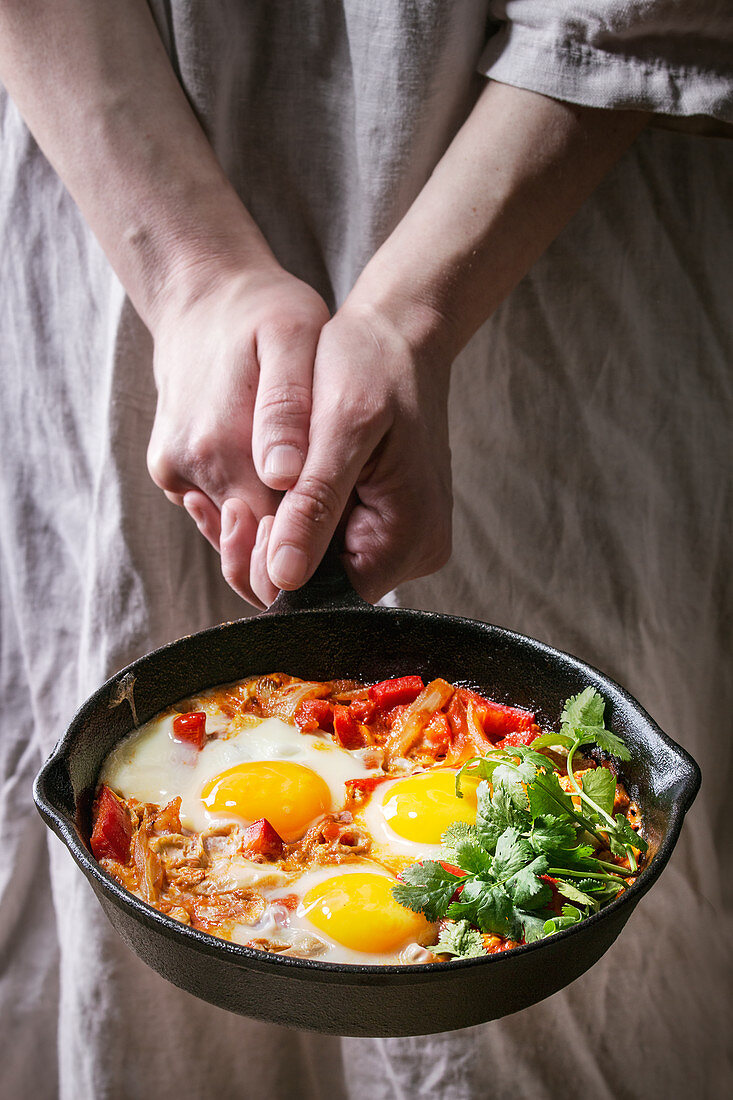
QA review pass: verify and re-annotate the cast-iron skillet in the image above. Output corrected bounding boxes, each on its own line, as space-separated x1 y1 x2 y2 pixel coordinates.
34 553 700 1036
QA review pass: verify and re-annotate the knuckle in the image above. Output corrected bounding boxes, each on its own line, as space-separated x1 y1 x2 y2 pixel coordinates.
185 428 219 471
289 474 342 528
185 431 236 497
147 439 183 493
317 390 387 446
148 426 235 503
256 383 312 431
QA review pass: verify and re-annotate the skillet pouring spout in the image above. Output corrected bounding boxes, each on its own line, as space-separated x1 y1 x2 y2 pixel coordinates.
34 553 700 1036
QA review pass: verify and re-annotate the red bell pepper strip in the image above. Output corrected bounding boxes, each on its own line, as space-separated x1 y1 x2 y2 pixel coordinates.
368 675 425 710
241 818 284 861
172 711 207 749
90 785 134 863
458 689 536 744
495 726 541 749
332 704 369 749
295 698 334 732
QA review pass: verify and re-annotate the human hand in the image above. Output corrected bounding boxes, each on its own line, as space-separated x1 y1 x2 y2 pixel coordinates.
146 261 330 607
251 296 454 606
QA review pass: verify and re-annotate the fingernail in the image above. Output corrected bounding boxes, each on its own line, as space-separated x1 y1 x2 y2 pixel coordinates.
264 445 303 482
271 543 308 588
186 503 204 528
220 504 237 540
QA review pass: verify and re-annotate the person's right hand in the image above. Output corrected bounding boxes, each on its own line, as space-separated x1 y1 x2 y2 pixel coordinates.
146 261 330 607
252 292 455 606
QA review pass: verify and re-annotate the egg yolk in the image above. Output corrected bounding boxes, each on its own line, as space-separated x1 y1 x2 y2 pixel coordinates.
382 769 478 844
302 873 431 954
201 761 330 841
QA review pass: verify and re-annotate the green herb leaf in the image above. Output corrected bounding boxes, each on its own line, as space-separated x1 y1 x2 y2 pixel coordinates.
529 816 577 854
561 687 605 731
526 769 576 820
514 745 559 771
447 880 520 940
543 905 584 934
606 814 648 857
493 827 535 880
560 687 631 761
581 767 617 818
585 726 632 762
455 756 501 797
518 910 549 943
510 858 552 910
434 920 486 959
391 861 462 920
492 758 536 791
441 822 492 875
529 730 575 751
554 879 598 909
475 779 530 854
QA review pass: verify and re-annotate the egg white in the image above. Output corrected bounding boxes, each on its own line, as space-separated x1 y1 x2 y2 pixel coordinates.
101 710 370 833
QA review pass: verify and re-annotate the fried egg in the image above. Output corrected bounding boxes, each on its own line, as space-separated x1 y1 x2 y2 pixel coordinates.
261 862 432 963
360 769 479 861
101 710 369 836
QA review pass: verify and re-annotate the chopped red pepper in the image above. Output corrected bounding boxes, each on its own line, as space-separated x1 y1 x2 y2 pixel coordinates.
241 818 284 861
344 775 390 806
484 937 521 955
458 689 536 744
348 698 376 725
90 785 134 863
332 704 369 749
368 675 425 710
294 698 334 732
172 711 207 749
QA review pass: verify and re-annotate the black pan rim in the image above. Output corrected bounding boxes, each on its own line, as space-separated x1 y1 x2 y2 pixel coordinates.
34 603 701 979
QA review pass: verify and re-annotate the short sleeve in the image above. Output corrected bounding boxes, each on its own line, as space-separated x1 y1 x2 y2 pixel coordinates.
480 1 733 124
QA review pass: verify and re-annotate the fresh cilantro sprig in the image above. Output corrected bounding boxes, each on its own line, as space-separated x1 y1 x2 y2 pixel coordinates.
392 688 646 958
433 919 486 958
535 687 642 869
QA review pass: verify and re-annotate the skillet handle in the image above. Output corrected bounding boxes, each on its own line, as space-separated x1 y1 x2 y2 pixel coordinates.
264 540 370 615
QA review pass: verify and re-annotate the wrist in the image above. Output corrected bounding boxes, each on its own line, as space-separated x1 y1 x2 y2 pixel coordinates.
345 260 461 368
121 181 279 335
